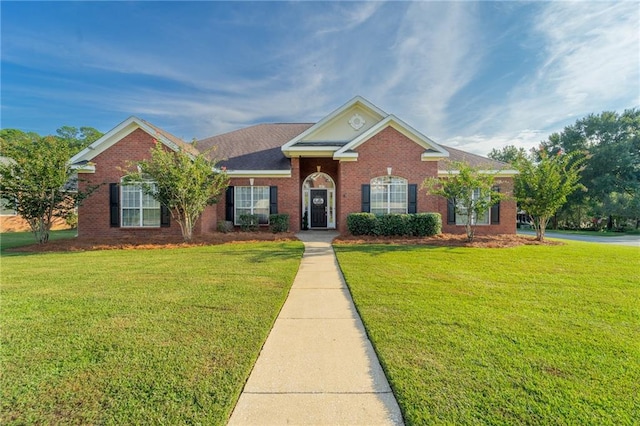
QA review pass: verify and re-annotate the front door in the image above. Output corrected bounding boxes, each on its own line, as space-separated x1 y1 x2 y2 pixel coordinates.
310 189 327 228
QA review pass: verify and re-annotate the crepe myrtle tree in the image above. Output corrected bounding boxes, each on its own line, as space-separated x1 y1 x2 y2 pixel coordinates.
124 141 229 242
423 161 505 242
0 134 97 243
514 149 586 241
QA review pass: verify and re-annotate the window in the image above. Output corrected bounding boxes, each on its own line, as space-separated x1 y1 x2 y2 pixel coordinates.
455 188 490 225
235 186 269 225
120 182 161 227
370 176 408 215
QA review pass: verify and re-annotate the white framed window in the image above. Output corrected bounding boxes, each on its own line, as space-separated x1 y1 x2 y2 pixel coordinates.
120 181 161 227
456 188 490 225
370 176 408 214
235 186 270 225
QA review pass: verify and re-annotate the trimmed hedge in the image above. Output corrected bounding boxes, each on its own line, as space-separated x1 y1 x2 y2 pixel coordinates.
346 212 442 237
238 214 259 232
410 213 442 236
347 213 378 236
269 214 290 233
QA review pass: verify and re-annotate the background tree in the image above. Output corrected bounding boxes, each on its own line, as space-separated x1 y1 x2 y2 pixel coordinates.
0 134 95 243
488 145 529 165
55 126 103 152
514 150 586 241
124 142 229 242
540 109 640 230
423 161 504 242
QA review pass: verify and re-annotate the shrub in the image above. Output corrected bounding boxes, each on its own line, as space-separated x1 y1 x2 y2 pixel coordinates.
347 213 378 236
269 214 290 233
410 213 441 236
378 214 412 236
217 220 234 233
346 212 442 237
238 214 259 232
64 211 78 229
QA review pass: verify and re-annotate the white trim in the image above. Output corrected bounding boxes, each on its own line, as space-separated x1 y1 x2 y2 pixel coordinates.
302 172 336 229
68 116 188 166
333 115 450 160
225 170 291 178
282 96 387 156
70 163 96 173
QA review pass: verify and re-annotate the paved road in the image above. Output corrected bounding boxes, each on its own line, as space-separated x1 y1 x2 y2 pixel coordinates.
518 230 640 247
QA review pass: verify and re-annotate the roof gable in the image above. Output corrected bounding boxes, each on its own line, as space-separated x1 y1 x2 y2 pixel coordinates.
281 96 387 156
69 116 196 171
333 115 449 161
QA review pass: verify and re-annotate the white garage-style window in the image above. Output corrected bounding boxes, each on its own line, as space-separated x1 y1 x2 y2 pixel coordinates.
455 188 490 225
120 181 161 227
235 186 270 225
370 176 408 214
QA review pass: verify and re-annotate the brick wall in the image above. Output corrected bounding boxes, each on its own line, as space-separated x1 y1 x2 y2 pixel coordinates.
337 126 517 234
78 128 185 239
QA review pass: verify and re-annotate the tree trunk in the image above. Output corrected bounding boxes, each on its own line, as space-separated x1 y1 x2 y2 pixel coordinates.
182 214 193 242
465 223 475 242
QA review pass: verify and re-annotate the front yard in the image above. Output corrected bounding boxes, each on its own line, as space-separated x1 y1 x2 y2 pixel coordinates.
334 241 639 425
1 241 304 424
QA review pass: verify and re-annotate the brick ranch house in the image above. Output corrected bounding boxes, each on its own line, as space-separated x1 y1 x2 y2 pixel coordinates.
70 96 517 238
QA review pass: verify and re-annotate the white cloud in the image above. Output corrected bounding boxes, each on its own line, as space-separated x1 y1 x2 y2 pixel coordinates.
442 1 639 156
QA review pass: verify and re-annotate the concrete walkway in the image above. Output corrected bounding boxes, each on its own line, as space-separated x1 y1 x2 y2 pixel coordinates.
228 231 403 425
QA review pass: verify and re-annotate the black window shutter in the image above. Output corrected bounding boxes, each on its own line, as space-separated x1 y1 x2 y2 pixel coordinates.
109 183 120 227
361 184 370 212
269 186 278 214
225 186 234 221
491 186 500 224
447 198 456 224
408 184 417 214
160 204 170 227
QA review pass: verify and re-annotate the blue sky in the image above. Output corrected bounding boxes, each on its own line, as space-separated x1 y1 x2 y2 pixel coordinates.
1 1 638 155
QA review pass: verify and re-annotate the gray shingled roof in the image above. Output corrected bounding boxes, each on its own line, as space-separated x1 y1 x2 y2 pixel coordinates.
139 118 199 156
197 123 313 170
439 145 509 170
196 123 507 171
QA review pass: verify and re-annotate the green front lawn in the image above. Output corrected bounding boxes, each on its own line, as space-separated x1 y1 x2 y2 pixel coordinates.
1 242 304 424
1 229 77 252
334 242 640 425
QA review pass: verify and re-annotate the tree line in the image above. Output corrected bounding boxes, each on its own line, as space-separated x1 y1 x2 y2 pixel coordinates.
489 109 640 232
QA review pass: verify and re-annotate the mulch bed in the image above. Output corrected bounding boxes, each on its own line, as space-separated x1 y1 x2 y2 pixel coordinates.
334 233 561 248
8 231 559 253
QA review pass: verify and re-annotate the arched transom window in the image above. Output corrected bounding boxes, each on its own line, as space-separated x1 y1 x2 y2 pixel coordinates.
370 176 407 214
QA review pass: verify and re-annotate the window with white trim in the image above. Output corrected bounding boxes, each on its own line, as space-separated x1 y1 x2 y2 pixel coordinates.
370 176 407 214
120 181 161 227
235 186 270 225
456 188 490 225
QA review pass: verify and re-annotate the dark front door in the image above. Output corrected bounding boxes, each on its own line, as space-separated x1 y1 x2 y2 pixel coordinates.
310 189 327 228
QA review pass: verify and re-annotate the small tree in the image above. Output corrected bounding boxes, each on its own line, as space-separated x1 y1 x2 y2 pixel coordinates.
124 142 229 242
423 161 504 242
514 150 586 241
0 134 95 243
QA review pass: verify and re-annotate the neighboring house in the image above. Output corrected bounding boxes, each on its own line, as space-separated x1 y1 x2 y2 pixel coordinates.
70 96 517 238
